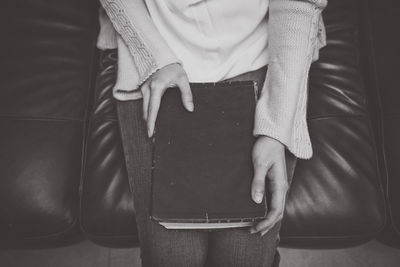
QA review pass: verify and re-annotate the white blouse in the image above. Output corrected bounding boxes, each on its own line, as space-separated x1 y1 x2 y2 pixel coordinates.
97 0 328 159
144 0 270 82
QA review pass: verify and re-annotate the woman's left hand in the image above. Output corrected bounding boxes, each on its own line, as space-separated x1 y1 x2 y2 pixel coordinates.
250 135 289 236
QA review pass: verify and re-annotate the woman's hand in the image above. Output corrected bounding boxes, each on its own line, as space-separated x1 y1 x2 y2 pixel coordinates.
250 135 289 236
141 63 194 137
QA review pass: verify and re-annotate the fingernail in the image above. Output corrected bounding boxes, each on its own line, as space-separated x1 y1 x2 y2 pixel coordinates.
147 129 152 138
254 192 263 204
260 230 267 236
187 102 194 112
260 229 270 237
250 228 257 234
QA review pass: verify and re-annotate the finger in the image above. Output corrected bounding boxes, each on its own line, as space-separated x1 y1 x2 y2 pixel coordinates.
260 223 279 237
260 220 282 237
251 160 270 204
251 207 281 235
176 75 194 112
147 81 166 137
260 229 270 237
251 162 288 234
141 82 150 121
267 160 289 219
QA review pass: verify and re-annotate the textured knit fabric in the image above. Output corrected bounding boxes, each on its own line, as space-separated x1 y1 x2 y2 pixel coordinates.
253 0 327 159
142 0 270 82
97 0 328 159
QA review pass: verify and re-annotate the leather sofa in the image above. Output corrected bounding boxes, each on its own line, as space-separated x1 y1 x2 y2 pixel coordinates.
364 0 400 248
0 0 398 249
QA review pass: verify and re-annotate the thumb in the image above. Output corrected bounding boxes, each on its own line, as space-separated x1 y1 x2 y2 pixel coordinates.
176 77 194 112
251 161 269 204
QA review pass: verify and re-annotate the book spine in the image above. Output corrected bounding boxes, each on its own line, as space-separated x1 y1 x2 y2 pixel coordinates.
150 216 266 224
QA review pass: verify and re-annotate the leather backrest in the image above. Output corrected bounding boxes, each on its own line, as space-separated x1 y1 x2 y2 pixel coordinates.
280 0 386 247
81 51 139 247
81 0 386 248
0 0 98 247
363 0 400 246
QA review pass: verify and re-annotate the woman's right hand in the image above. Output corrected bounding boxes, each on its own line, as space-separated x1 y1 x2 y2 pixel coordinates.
140 63 194 137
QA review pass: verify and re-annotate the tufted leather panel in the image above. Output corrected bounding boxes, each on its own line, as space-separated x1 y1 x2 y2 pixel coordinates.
81 0 385 248
0 0 98 246
363 0 400 246
280 0 386 247
81 51 139 247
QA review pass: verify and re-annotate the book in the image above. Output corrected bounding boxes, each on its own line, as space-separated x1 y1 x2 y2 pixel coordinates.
150 81 266 229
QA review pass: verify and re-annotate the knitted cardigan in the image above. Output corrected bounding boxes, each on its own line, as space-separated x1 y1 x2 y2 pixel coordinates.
97 0 328 159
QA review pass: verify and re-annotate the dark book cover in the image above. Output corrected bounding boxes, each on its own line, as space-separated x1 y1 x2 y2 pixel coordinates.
150 81 267 228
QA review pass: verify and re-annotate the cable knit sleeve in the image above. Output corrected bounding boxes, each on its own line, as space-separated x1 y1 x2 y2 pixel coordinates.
253 0 327 159
98 0 181 101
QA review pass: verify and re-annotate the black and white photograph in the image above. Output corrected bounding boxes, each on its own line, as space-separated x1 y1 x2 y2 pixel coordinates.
1 0 400 266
